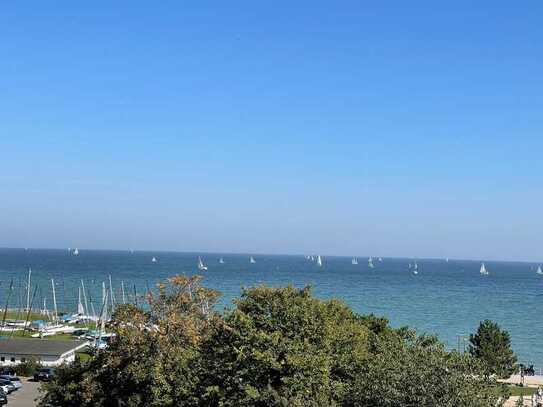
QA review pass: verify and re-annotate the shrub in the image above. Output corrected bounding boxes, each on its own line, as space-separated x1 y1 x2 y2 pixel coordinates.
14 357 41 377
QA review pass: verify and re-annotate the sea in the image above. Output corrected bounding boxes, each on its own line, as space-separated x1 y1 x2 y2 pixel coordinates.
0 248 541 369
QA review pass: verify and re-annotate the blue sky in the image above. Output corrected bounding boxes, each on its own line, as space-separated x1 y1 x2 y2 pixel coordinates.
1 2 542 261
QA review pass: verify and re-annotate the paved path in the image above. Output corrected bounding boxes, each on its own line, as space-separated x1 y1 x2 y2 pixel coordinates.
7 378 41 407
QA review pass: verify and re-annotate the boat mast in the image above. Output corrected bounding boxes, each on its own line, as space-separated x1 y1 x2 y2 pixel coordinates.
51 279 58 323
108 275 116 314
81 280 89 316
121 281 126 304
26 268 32 311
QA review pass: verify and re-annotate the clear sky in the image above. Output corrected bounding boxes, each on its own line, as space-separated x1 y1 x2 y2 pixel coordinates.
1 2 542 261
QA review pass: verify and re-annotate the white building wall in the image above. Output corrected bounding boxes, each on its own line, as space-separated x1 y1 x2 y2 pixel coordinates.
0 353 72 367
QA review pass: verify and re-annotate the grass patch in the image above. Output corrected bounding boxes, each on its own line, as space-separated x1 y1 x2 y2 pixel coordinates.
506 385 536 397
76 351 93 362
1 310 43 321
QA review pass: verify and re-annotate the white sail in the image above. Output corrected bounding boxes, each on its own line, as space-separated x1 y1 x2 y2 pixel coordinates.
317 255 323 267
352 257 358 265
480 262 488 275
198 256 208 271
77 287 85 315
537 266 543 275
368 257 374 269
151 256 157 263
413 262 418 275
378 257 383 262
73 248 79 256
219 257 224 264
250 256 256 264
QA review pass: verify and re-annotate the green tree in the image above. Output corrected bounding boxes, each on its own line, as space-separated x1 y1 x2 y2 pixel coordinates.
40 279 508 406
469 319 517 378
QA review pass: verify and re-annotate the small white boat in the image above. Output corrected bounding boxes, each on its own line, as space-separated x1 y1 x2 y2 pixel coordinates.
151 256 157 263
480 262 489 275
73 248 79 256
352 257 358 265
537 266 543 275
378 257 383 262
316 255 323 267
368 257 374 269
250 256 256 264
219 257 225 264
413 262 419 275
197 256 208 271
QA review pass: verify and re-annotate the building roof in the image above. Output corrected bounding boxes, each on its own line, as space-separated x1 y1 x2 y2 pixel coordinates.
0 338 88 357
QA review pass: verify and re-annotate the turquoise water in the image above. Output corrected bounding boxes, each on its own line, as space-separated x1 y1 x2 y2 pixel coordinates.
0 248 541 368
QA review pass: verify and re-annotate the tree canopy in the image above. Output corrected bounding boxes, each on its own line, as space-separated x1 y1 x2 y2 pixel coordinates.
40 276 509 406
469 319 518 378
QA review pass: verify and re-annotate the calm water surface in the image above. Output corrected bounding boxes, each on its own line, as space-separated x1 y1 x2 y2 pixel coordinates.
0 248 541 368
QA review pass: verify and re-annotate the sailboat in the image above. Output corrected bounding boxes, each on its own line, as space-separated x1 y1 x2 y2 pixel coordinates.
73 248 79 256
378 257 383 262
352 257 358 265
413 262 419 275
368 257 374 269
536 266 543 275
316 255 323 267
250 256 256 264
197 256 208 271
480 262 489 275
151 256 157 263
219 257 225 264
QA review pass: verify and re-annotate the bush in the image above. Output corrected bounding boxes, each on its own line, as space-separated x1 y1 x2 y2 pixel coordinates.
14 357 41 377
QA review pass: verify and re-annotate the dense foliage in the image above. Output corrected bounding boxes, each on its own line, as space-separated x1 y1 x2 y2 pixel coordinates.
14 356 41 376
40 276 509 406
469 319 518 378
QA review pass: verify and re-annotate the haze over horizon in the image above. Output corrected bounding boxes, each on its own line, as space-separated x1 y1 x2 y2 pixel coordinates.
1 2 542 262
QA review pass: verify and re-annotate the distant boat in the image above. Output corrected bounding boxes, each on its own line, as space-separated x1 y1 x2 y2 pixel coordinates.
197 256 208 271
446 258 449 263
250 256 256 264
73 248 79 256
151 257 157 263
480 262 489 275
310 255 315 262
378 257 383 262
413 262 419 275
537 266 543 275
352 257 358 265
317 255 323 267
219 257 225 264
368 257 374 269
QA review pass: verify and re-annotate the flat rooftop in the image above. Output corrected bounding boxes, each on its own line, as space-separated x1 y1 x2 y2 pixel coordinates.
0 338 87 356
